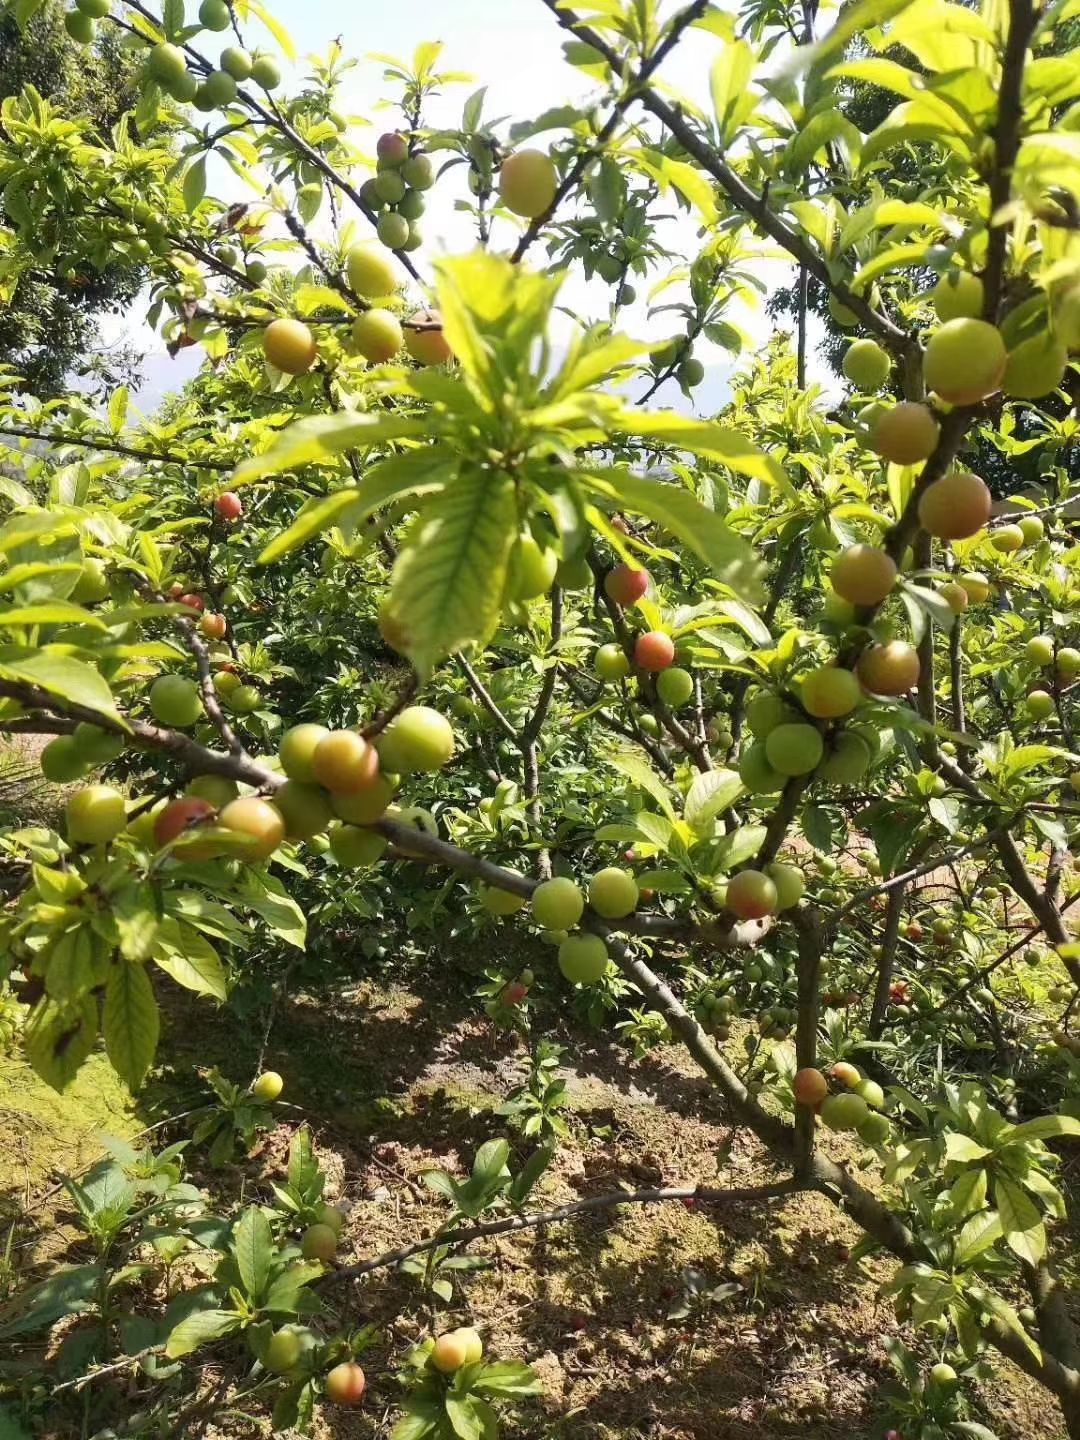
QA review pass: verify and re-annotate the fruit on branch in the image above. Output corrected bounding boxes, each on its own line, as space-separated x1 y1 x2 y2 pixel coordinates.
252 1070 283 1101
532 876 585 929
1057 646 1080 678
510 534 558 599
64 9 96 42
312 731 379 792
374 170 406 204
870 402 940 466
767 861 805 910
66 785 127 845
656 666 694 707
604 564 649 606
329 825 388 867
842 339 891 390
957 572 990 603
376 706 455 773
830 545 897 607
346 244 398 298
219 797 286 860
301 1223 338 1261
634 631 675 672
923 318 1007 405
831 1061 861 1087
376 212 410 249
40 736 88 783
857 1111 890 1144
351 309 403 362
215 491 243 521
821 1092 869 1131
738 741 786 794
1026 689 1055 720
480 883 527 915
765 722 824 776
938 581 968 613
153 796 217 856
220 46 252 81
558 933 609 984
225 684 261 714
265 1328 302 1373
280 724 332 784
745 692 797 737
498 148 557 218
149 674 203 727
595 644 630 681
828 294 859 327
454 1327 483 1364
1027 635 1054 666
263 318 318 375
1002 331 1068 399
916 471 991 541
316 1203 346 1235
854 1078 884 1110
405 309 452 366
588 867 639 919
930 270 984 321
929 1362 958 1389
331 775 396 825
200 70 238 108
274 781 334 840
800 666 863 720
1018 515 1044 546
71 722 123 765
403 153 434 189
187 770 239 805
377 131 410 165
199 0 231 29
725 870 778 920
991 524 1024 553
325 1361 366 1405
555 551 592 590
857 641 920 695
431 1331 470 1373
250 54 282 90
819 731 873 784
200 612 227 640
148 43 188 87
793 1067 828 1106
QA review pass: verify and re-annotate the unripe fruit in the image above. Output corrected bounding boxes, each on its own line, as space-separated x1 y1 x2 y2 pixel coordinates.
154 796 217 856
1026 689 1055 720
403 153 434 189
830 545 897 607
214 670 241 698
377 131 409 165
264 318 317 375
793 1067 828 1106
595 643 630 682
1018 514 1045 545
72 722 124 765
767 861 805 910
635 631 675 672
831 1061 861 1087
679 357 705 387
800 666 862 719
828 294 858 327
220 46 252 80
41 736 89 783
219 797 286 860
656 666 694 707
499 149 557 217
929 1362 957 1388
225 684 261 714
405 309 452 366
64 9 96 41
991 524 1025 553
746 692 796 736
555 552 592 590
199 0 231 29
216 491 242 520
854 1077 885 1110
376 706 455 773
1057 646 1080 678
250 54 281 90
1027 635 1054 667
931 270 984 321
274 781 334 840
300 1223 338 1261
252 1070 283 1101
480 883 527 915
346 244 398 299
857 1110 891 1145
532 876 585 929
454 1327 483 1364
558 933 609 984
331 775 396 825
352 309 402 362
312 731 378 793
329 825 387 867
280 723 332 784
958 571 990 603
821 1092 869 1131
857 641 920 696
938 581 968 613
316 1203 346 1235
150 674 203 728
376 212 410 249
66 785 126 845
71 557 110 603
200 69 237 106
918 472 991 540
604 564 649 606
765 722 824 776
431 1331 470 1373
725 870 778 920
1002 331 1068 399
148 43 187 86
842 338 891 390
325 1361 366 1405
738 741 786 794
924 318 1007 405
265 1328 301 1373
819 731 872 784
510 535 558 599
589 867 639 919
871 402 940 466
374 169 406 204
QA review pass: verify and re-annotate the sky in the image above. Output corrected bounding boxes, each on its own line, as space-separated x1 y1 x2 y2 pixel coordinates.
118 0 820 415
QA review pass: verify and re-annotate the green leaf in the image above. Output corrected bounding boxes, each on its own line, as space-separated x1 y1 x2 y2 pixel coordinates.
183 157 207 213
580 469 765 605
785 109 862 175
610 411 789 490
684 768 743 834
391 1398 443 1440
710 39 757 146
232 413 428 486
112 887 160 962
471 1138 510 1187
0 1263 102 1339
380 467 518 677
24 995 98 1091
239 871 307 950
264 1262 324 1314
607 750 676 820
103 963 160 1089
233 1207 273 1305
472 1361 544 1398
710 825 767 874
164 1307 242 1359
994 1175 1046 1266
0 601 107 630
0 650 120 722
954 1209 1003 1265
788 0 912 74
1005 1114 1080 1143
944 1132 991 1163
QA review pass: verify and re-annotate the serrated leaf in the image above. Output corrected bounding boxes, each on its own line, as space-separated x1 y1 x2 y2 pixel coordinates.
164 1307 241 1358
233 413 428 486
24 994 98 1091
607 750 676 819
954 1209 1003 1265
0 650 119 722
380 467 518 677
103 963 159 1089
153 919 227 1000
994 1175 1046 1265
233 1207 273 1304
183 158 207 213
684 768 743 833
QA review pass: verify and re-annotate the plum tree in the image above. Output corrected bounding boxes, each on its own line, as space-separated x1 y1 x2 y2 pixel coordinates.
819 731 872 784
764 722 824 776
149 675 203 727
1027 689 1055 720
42 738 90 784
830 545 897 607
958 572 991 603
300 1223 339 1261
352 309 403 362
532 876 584 929
431 1331 470 1373
215 491 243 520
916 471 992 541
274 781 334 840
219 797 286 860
923 319 1007 404
280 724 332 784
558 933 609 984
312 731 379 793
594 644 630 681
1027 635 1055 666
481 883 527 915
656 666 694 706
930 270 984 321
263 318 317 375
498 149 557 218
1019 515 1045 546
265 1328 302 1373
153 796 217 855
821 1092 869 1131
330 825 388 868
800 666 863 719
588 867 639 919
766 862 805 910
738 741 786 794
510 534 558 599
346 244 398 297
405 310 452 365
331 775 396 825
793 1067 828 1106
1002 331 1068 399
992 524 1025 553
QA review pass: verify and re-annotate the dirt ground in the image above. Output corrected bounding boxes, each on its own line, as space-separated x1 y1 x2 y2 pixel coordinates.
0 951 1067 1440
